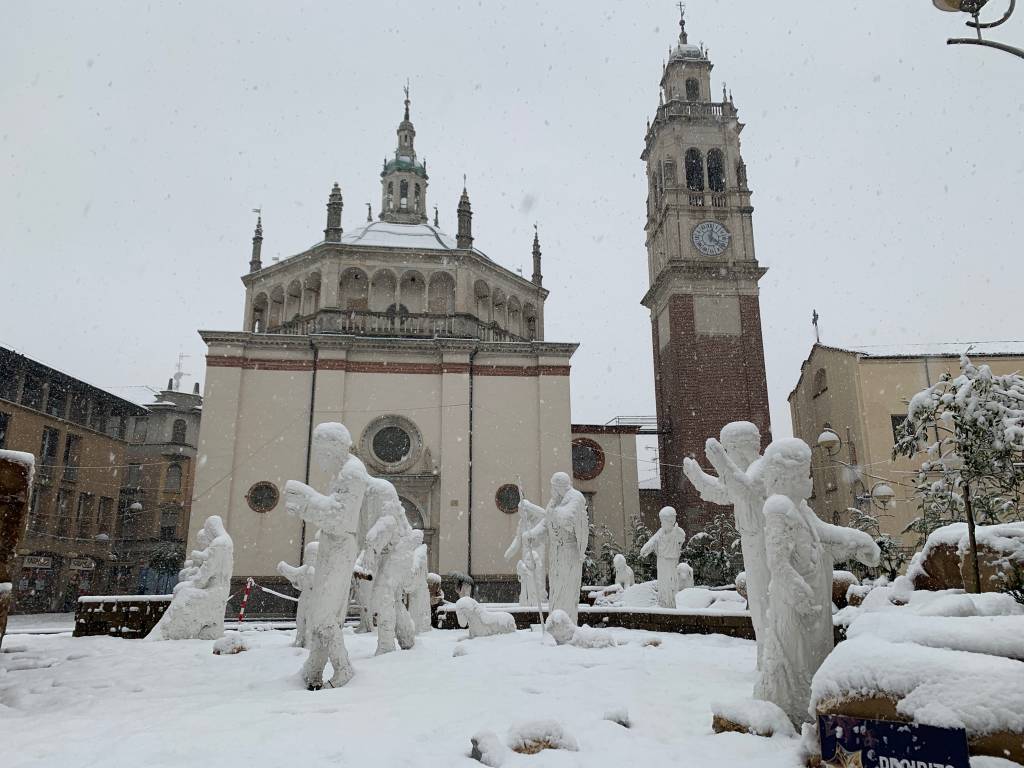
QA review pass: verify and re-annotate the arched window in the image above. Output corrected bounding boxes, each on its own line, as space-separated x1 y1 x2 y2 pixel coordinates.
707 149 726 192
414 183 421 212
663 158 676 186
400 180 409 210
685 148 704 191
387 182 394 211
164 463 182 492
171 419 187 445
685 78 700 101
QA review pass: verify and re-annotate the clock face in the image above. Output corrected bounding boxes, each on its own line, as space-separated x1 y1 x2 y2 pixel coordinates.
692 221 731 256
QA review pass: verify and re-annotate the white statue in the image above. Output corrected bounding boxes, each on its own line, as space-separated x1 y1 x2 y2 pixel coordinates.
284 422 368 690
521 472 588 623
362 477 418 656
612 553 635 589
545 608 577 645
407 531 432 634
148 515 233 641
353 551 374 634
676 561 694 590
755 439 880 726
277 541 318 648
684 421 769 667
504 492 548 602
639 507 687 608
454 596 517 638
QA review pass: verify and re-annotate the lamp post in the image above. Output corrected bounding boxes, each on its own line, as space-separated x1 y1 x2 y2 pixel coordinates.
932 0 1024 59
815 428 896 514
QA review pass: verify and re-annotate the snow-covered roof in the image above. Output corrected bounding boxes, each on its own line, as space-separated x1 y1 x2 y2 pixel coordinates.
670 43 703 61
106 385 163 407
339 221 458 251
834 341 1024 359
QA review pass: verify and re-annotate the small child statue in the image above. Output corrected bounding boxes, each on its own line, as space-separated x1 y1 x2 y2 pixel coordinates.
640 506 687 608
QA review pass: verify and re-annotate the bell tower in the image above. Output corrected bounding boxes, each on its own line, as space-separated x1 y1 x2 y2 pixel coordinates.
380 84 429 225
642 10 771 531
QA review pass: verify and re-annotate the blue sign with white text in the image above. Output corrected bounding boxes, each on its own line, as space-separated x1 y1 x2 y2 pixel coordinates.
818 714 970 768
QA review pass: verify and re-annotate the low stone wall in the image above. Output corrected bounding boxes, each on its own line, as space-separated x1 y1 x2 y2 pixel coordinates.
436 603 757 638
74 595 172 638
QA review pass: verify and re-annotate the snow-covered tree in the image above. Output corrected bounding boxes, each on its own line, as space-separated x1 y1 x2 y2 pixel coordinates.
841 507 908 580
894 354 1024 590
583 521 616 585
683 513 742 587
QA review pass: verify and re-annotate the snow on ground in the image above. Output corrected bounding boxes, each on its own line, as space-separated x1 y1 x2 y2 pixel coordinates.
0 625 802 768
4 613 75 634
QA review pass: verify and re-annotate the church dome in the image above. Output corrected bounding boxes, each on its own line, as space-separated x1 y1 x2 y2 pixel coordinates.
670 42 703 61
382 154 428 179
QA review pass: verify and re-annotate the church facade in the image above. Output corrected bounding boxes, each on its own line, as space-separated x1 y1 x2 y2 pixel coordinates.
190 95 584 601
642 14 772 530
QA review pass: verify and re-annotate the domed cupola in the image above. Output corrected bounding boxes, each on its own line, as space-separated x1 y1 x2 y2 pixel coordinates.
380 84 429 224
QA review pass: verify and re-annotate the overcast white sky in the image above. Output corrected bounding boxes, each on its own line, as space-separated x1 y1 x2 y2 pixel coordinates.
3 2 1021 469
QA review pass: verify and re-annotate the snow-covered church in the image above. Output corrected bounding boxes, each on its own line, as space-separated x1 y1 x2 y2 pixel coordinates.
189 93 642 603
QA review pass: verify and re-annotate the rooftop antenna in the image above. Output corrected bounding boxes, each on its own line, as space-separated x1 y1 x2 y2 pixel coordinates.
172 352 191 391
812 309 821 343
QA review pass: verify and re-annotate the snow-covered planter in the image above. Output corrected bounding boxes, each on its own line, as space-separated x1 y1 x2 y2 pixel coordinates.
811 634 1024 763
711 699 796 738
831 570 859 609
506 720 578 754
961 522 1024 596
909 523 969 591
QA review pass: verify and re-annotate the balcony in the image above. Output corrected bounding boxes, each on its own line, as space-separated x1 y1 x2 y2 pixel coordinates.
271 310 533 343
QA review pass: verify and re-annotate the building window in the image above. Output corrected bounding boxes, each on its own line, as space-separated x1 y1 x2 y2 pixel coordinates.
76 493 94 536
359 415 423 473
572 438 606 481
21 372 44 410
387 181 394 210
56 489 72 537
164 463 182 492
171 419 187 445
88 404 105 433
29 487 45 533
685 78 700 101
0 411 8 449
127 464 142 487
891 414 908 444
414 183 421 211
97 497 113 537
160 507 179 541
133 418 148 444
0 365 18 402
40 427 60 468
63 434 81 483
707 149 726 192
495 483 521 514
813 368 828 398
684 148 704 191
246 481 279 513
45 383 68 419
69 390 89 425
400 180 409 210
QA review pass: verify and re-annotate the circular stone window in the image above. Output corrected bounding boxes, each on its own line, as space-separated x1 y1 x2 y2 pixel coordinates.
360 415 423 473
572 438 606 481
495 483 521 514
246 481 279 513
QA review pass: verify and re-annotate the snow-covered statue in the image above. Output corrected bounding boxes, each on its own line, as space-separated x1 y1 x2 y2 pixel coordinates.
148 515 233 641
277 541 318 648
612 554 635 589
521 472 589 623
407 530 432 634
639 507 687 608
755 438 880 726
363 477 418 655
284 422 368 690
676 561 694 591
454 596 517 638
504 490 548 603
353 551 374 634
684 421 769 666
177 527 209 585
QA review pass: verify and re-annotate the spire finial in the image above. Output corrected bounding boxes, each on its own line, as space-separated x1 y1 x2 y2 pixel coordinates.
462 173 467 194
677 2 688 44
249 207 263 273
403 79 410 121
366 202 372 222
531 223 543 287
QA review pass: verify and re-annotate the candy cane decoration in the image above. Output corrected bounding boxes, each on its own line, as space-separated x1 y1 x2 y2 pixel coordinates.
237 577 255 622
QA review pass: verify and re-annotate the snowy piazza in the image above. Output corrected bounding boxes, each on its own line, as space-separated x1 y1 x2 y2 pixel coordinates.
1 3 1022 767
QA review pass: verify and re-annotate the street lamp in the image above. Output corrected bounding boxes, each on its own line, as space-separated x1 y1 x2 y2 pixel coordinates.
817 428 842 457
932 0 1024 59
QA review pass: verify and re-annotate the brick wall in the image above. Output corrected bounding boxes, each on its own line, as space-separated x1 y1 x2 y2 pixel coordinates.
652 292 771 533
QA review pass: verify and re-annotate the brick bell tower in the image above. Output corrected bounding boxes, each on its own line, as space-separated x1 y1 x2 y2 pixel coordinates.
641 10 771 532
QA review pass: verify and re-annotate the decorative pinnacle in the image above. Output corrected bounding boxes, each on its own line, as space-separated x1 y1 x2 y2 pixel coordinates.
462 173 467 194
252 207 263 237
366 202 372 222
677 2 688 44
433 205 439 227
403 79 410 121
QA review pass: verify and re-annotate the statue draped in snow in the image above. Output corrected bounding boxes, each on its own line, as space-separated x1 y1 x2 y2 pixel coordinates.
353 551 374 634
454 597 516 638
504 492 547 603
148 515 233 640
277 541 318 648
284 423 368 690
521 472 588 623
683 421 769 666
407 530 432 634
639 507 687 608
755 438 880 726
676 562 694 591
362 477 418 655
613 554 635 589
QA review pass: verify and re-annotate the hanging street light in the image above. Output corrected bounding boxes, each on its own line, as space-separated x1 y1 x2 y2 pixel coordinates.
932 0 1024 59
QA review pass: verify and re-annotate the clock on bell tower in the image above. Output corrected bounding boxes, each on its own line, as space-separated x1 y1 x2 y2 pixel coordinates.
641 9 772 532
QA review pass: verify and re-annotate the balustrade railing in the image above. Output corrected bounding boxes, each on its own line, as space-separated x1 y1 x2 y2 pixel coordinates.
271 310 530 343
